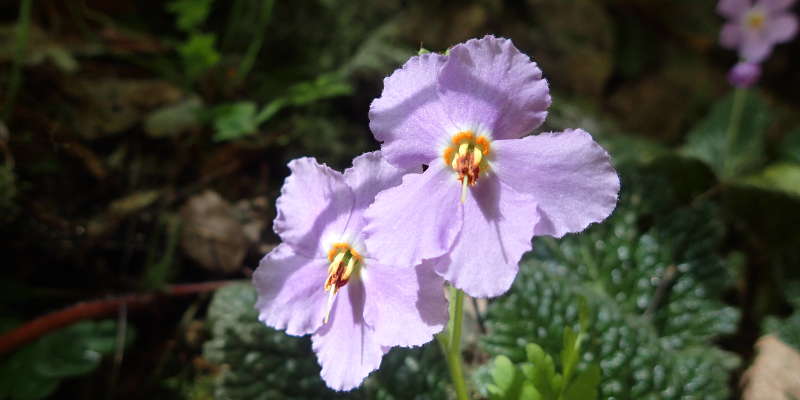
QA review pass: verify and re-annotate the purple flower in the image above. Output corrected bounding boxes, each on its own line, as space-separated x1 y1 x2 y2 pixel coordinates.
253 152 448 391
719 0 798 62
364 36 619 298
728 61 762 87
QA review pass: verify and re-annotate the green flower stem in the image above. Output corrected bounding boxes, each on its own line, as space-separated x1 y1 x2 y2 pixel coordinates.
724 87 747 178
438 286 469 400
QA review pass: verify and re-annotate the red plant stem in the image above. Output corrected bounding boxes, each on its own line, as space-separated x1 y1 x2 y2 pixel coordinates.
0 280 238 355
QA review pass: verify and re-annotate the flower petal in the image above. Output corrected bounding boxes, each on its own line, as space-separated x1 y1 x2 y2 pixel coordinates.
492 129 619 238
273 157 355 258
363 162 463 267
434 177 539 298
765 13 798 42
437 35 550 140
369 53 456 168
253 244 329 336
728 61 761 87
717 0 750 18
761 0 796 12
720 22 743 48
312 279 383 391
740 35 773 62
342 151 417 236
362 262 448 347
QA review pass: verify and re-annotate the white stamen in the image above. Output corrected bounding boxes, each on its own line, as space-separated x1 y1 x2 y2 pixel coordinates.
323 288 337 324
460 176 468 203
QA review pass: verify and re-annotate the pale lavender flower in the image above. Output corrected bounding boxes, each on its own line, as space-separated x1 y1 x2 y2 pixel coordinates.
253 152 448 391
719 0 798 62
728 61 762 87
364 36 619 298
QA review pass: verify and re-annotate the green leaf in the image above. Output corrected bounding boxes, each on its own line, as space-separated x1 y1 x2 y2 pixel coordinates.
490 356 517 394
178 33 220 81
202 283 448 399
559 327 580 388
483 171 740 399
682 90 770 179
213 73 352 142
144 97 203 138
254 73 353 124
212 102 259 141
563 365 601 400
741 162 800 198
167 0 214 32
780 128 800 164
0 320 131 400
525 344 560 399
486 356 542 400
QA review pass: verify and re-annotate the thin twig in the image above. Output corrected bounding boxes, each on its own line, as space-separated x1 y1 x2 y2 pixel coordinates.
0 280 239 355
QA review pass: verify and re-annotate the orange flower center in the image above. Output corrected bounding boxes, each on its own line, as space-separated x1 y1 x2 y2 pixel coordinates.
442 131 491 202
322 243 362 323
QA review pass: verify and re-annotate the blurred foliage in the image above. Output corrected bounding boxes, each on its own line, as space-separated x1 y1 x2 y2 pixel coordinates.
212 72 352 141
0 164 17 222
482 168 740 399
201 283 449 399
0 320 133 400
682 90 770 180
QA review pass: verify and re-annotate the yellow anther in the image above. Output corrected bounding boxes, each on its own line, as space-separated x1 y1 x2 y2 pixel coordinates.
343 256 356 280
327 251 346 276
451 155 459 170
458 142 469 156
473 148 483 165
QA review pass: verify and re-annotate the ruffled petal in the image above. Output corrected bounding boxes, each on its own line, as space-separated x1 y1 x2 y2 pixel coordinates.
311 279 383 391
437 35 550 140
362 262 448 347
492 129 619 238
342 151 417 237
369 53 456 168
273 157 354 258
363 162 463 267
717 0 751 18
253 244 329 336
765 13 798 42
434 177 539 298
720 22 743 48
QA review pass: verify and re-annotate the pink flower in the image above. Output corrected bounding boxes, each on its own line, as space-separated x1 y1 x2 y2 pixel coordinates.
253 152 448 391
363 36 619 298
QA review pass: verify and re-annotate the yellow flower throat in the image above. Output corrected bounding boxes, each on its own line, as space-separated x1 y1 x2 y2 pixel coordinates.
442 131 491 203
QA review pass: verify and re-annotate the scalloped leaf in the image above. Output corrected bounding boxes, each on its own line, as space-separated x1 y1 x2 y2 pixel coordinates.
483 172 740 399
